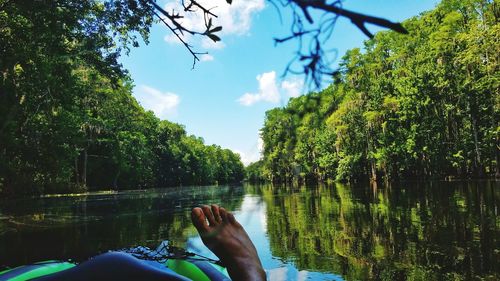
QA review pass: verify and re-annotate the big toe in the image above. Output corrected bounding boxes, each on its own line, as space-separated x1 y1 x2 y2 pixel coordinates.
191 207 209 233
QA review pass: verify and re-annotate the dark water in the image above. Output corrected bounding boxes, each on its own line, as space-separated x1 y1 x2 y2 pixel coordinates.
0 182 498 280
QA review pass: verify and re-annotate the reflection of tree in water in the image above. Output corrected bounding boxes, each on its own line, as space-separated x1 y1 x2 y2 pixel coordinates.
263 182 499 280
0 186 245 266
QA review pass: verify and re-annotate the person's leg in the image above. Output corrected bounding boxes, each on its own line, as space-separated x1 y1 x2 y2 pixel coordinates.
191 205 266 281
34 205 265 281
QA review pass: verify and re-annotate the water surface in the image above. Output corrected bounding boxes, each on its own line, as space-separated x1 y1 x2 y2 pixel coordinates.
0 182 498 280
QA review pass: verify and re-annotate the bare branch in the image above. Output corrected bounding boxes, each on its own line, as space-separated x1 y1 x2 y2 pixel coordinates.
189 0 218 18
293 0 408 38
144 0 407 80
146 0 223 69
152 10 207 69
271 0 408 89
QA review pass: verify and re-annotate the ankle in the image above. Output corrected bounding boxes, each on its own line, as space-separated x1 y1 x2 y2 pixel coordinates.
226 259 266 281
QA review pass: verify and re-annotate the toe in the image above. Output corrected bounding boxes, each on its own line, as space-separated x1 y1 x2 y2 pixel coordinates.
219 207 229 223
227 212 237 225
201 205 217 226
211 204 222 223
191 207 209 233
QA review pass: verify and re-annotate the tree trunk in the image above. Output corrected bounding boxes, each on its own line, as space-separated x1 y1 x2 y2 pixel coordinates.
81 148 87 187
113 170 120 189
496 134 500 179
470 105 484 178
74 156 79 185
370 161 377 182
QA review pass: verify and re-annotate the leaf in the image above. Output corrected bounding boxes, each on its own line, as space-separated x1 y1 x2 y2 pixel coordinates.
211 26 222 33
207 33 221 42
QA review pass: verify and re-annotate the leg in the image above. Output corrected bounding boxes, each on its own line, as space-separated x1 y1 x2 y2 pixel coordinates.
191 205 266 281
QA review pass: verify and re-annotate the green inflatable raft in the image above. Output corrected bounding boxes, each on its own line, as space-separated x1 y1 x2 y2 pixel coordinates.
0 261 75 281
0 243 230 281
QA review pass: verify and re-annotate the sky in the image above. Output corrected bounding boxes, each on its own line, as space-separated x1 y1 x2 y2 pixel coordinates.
119 0 439 166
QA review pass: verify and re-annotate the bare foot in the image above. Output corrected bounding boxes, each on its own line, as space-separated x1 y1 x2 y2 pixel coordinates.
191 205 266 281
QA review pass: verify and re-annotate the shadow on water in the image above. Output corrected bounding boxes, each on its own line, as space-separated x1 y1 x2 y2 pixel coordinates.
0 185 245 266
0 181 498 280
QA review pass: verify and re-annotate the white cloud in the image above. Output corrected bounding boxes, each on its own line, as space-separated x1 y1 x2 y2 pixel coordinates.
163 34 181 45
238 93 260 107
200 54 214 62
238 71 304 106
281 78 303 98
214 0 265 35
235 149 261 166
233 150 252 166
163 0 265 49
257 136 264 154
232 136 263 166
134 85 180 119
238 71 280 106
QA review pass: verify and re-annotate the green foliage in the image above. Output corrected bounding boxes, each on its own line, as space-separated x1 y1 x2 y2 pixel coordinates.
255 0 499 182
245 160 266 183
0 1 243 196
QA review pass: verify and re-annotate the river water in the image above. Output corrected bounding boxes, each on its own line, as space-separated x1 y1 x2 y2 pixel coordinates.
0 181 498 280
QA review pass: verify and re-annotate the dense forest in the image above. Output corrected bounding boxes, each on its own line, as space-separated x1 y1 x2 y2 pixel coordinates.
0 1 244 196
1 0 498 196
249 0 499 183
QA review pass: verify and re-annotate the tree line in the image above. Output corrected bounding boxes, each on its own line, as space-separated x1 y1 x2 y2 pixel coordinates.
0 1 243 196
251 0 499 183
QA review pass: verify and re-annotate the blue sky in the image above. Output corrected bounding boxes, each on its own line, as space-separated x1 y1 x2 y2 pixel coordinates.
120 0 439 165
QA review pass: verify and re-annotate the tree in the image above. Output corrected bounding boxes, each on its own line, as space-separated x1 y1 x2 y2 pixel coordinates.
0 0 247 195
257 0 499 183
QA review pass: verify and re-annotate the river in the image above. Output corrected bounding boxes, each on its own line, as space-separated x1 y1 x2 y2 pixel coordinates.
0 181 498 280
